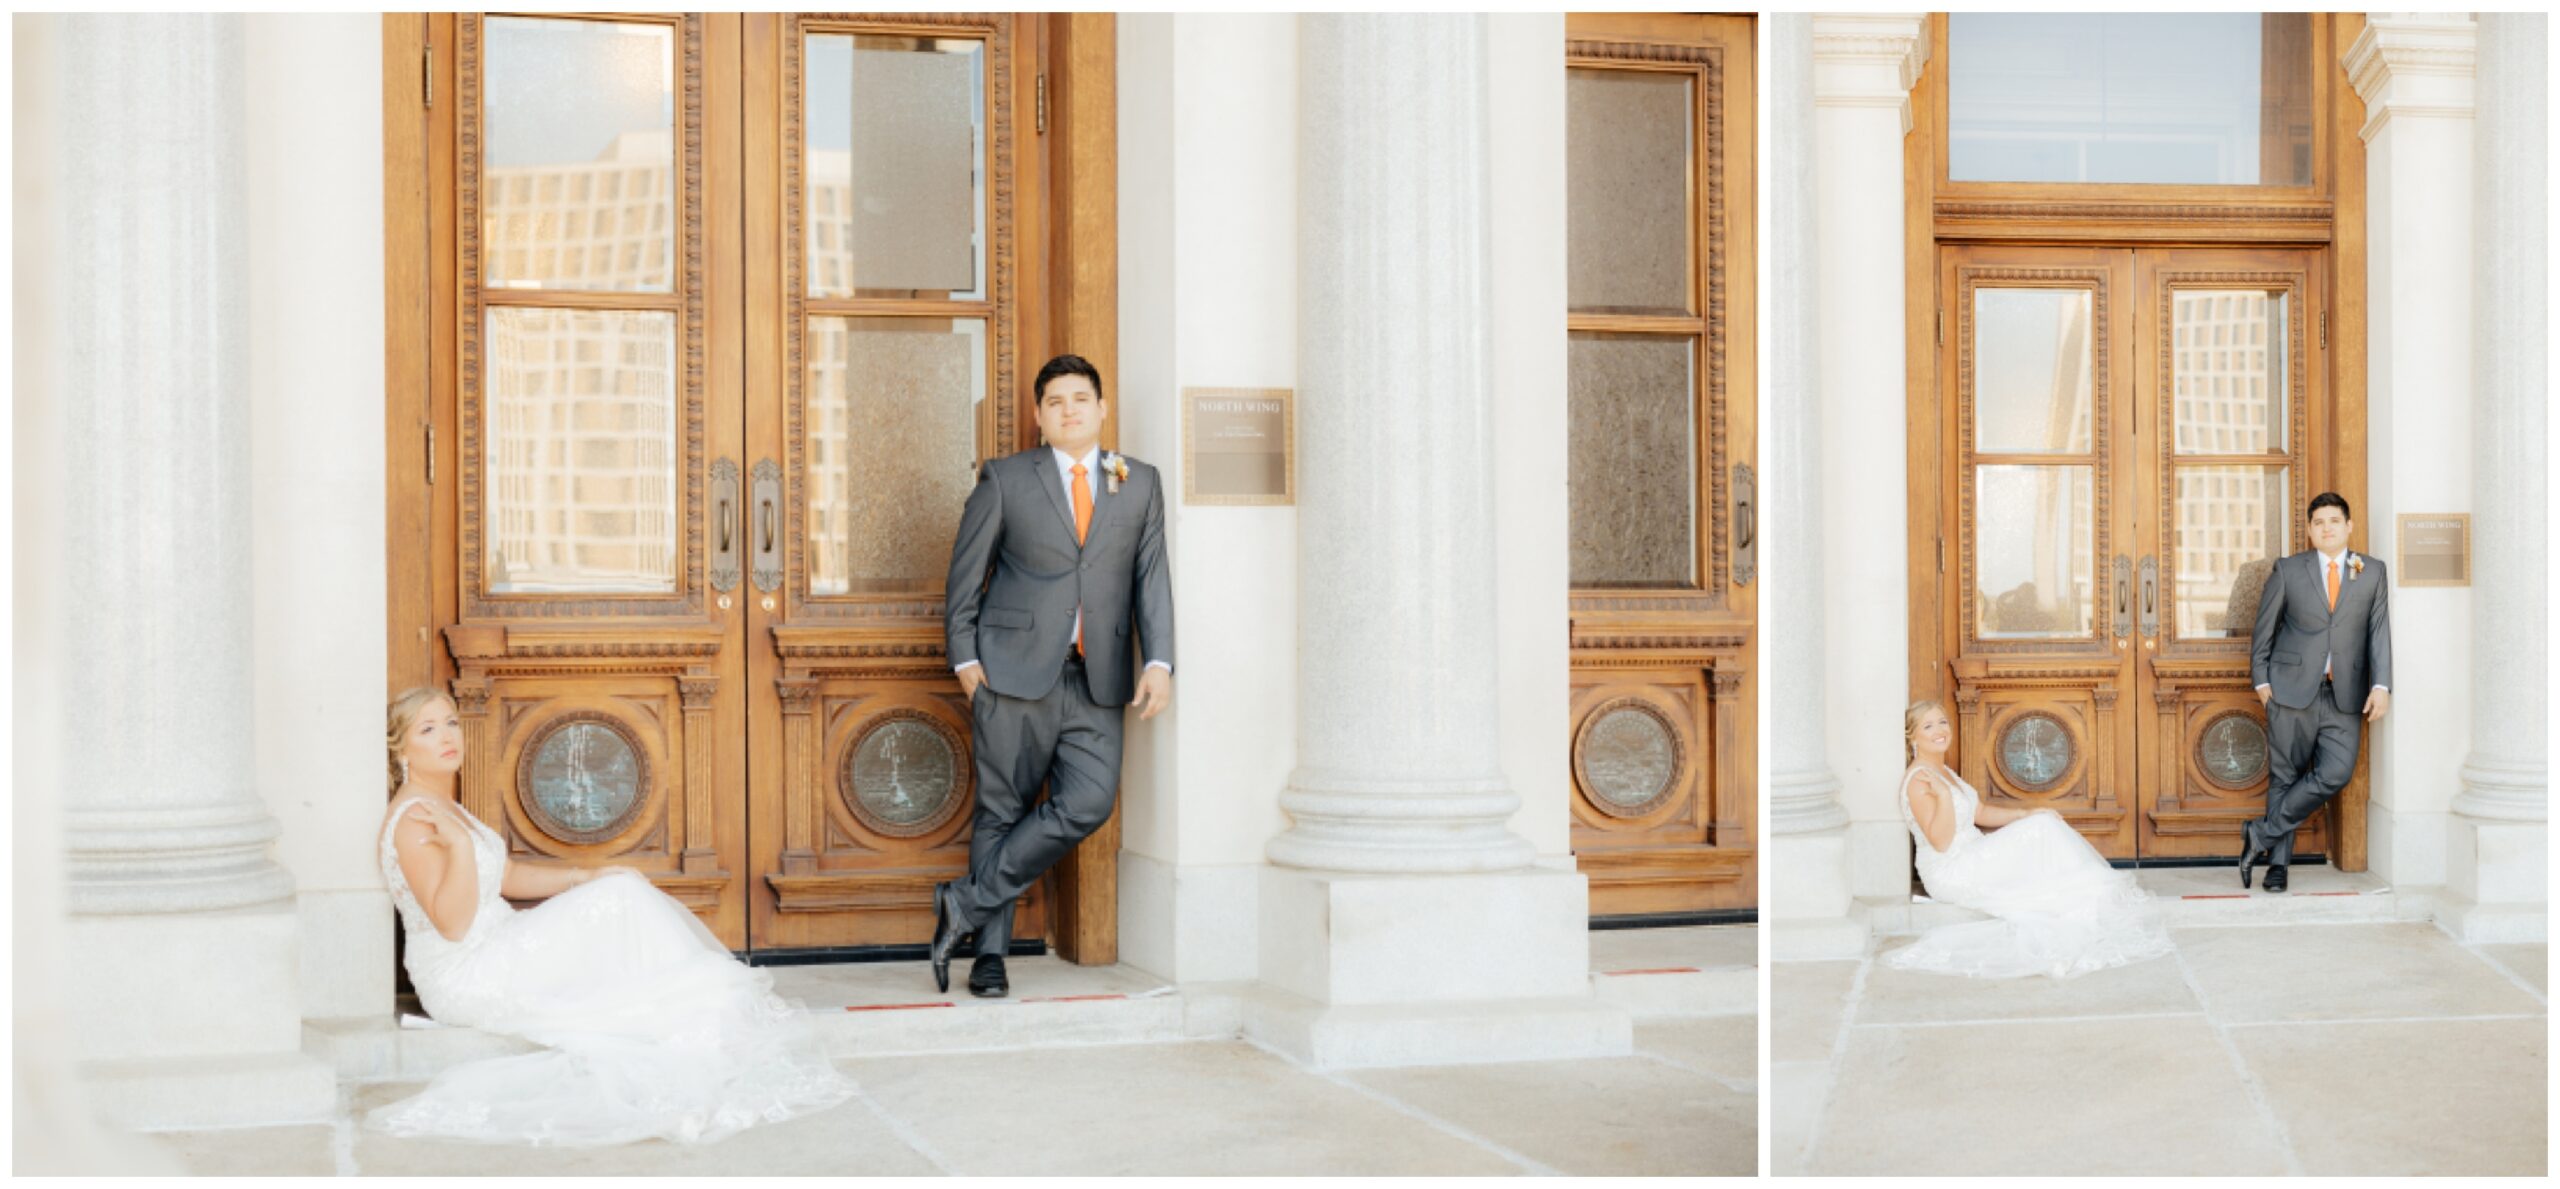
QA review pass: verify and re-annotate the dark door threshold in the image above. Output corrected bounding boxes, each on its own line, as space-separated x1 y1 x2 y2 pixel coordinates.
1592 909 1756 930
2111 855 2329 871
742 939 1050 967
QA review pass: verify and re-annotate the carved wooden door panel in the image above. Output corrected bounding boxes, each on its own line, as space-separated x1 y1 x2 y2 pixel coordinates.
741 13 1055 949
1941 244 2139 858
1940 243 2326 862
2130 247 2327 860
1563 14 1757 916
441 14 756 945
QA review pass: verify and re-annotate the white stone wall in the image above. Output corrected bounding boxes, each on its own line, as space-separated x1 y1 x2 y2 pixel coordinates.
1114 13 1300 984
1486 14 1575 868
245 13 394 1019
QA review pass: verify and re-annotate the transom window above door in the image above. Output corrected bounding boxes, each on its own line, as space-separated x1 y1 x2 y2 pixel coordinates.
1947 13 2315 187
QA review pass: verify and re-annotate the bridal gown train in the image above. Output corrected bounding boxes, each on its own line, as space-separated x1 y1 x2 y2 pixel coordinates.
367 799 853 1146
1888 766 2172 980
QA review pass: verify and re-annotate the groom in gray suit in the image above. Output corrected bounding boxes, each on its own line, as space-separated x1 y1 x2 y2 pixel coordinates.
932 354 1174 995
2244 491 2391 893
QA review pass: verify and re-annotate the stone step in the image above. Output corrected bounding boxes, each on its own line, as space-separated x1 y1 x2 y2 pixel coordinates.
1590 964 1756 1016
1588 923 1758 1016
305 927 1751 1082
1865 866 2418 936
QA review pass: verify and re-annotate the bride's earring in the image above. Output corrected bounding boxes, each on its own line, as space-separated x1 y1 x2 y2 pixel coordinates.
400 758 412 785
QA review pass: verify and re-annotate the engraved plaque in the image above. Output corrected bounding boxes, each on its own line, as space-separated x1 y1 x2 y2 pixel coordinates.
1575 701 1682 817
840 711 968 838
2397 513 2469 587
1182 388 1294 506
1996 712 2074 792
2196 712 2270 790
519 714 651 843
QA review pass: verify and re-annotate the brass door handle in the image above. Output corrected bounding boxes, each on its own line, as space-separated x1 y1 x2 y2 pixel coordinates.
2113 555 2132 640
2139 554 2159 639
750 459 783 593
1732 463 1756 587
710 458 741 593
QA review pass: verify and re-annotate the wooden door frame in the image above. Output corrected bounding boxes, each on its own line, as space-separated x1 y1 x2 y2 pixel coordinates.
384 13 1123 953
1903 12 2370 869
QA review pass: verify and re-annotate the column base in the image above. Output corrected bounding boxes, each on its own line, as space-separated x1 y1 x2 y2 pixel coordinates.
2435 895 2547 944
1769 825 1868 960
1251 865 1626 1067
79 1051 337 1132
65 902 308 1062
2441 814 2548 943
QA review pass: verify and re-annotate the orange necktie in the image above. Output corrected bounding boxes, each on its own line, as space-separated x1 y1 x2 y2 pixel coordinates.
2325 557 2339 612
1070 461 1090 656
1072 464 1093 545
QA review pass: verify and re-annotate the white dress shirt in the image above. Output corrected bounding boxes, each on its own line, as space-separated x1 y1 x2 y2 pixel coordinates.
954 445 1171 679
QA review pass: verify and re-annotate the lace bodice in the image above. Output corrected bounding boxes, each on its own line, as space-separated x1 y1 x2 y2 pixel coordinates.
378 797 514 964
1898 764 1983 864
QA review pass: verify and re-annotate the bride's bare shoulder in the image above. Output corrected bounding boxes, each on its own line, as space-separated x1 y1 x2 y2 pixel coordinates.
381 796 439 837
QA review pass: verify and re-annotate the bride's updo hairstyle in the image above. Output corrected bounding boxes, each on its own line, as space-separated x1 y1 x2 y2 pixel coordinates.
1903 698 1949 759
386 686 454 796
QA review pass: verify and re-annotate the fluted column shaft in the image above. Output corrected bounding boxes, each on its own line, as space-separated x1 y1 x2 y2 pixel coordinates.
51 15 292 914
1769 14 1849 837
2453 14 2546 826
1269 13 1533 874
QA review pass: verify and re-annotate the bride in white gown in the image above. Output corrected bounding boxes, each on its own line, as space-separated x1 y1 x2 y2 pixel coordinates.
367 687 853 1146
1888 699 2172 980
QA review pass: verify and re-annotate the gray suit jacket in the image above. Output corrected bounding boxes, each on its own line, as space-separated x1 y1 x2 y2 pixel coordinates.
945 447 1174 706
2250 549 2392 713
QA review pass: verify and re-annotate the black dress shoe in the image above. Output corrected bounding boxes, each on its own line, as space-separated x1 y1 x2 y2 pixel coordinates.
2237 832 2268 890
929 882 965 993
968 954 1009 999
2263 864 2289 894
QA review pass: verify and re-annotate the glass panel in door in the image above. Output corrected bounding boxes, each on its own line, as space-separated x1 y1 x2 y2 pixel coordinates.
2136 256 2319 860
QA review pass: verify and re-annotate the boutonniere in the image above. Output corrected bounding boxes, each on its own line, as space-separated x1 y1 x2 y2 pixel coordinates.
1105 453 1129 494
2347 554 2364 581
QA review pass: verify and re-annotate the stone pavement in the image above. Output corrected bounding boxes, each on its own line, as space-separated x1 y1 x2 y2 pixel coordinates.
144 925 1757 1176
1774 880 2547 1177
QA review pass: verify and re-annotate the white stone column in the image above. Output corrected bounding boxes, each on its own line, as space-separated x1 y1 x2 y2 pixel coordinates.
22 14 330 1128
1270 12 1533 877
54 14 294 918
2346 14 2477 892
2444 13 2546 941
1252 12 1622 1069
1812 14 1928 903
1768 13 1867 960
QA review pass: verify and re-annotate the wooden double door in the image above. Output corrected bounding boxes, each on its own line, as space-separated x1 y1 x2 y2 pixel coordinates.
1934 243 2332 862
397 13 1114 954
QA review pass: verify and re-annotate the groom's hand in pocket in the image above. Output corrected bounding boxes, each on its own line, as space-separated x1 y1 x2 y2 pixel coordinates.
1132 667 1173 721
957 665 984 702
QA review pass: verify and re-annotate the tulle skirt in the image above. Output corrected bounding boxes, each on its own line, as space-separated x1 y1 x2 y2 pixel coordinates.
1888 813 2174 981
366 873 854 1146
